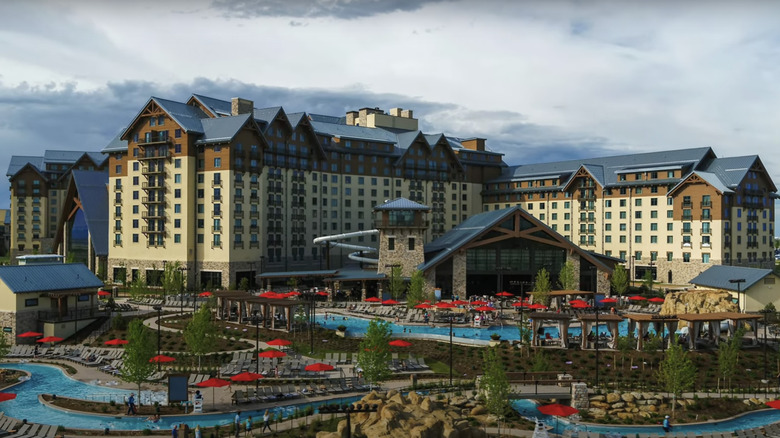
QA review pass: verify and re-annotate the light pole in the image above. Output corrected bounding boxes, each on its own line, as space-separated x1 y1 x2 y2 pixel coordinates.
179 267 187 315
651 314 676 355
760 309 772 381
448 313 453 387
729 278 746 312
153 305 162 371
594 306 600 388
254 310 261 376
385 264 400 300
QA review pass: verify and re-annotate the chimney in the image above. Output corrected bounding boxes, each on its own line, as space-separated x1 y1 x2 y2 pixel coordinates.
400 109 413 119
346 111 358 126
231 98 254 116
390 108 402 117
461 138 486 151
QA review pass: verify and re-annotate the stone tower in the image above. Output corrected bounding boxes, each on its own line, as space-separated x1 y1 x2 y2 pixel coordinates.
374 198 430 278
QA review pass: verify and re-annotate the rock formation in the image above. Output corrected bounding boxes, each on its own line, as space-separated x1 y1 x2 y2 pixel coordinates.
660 289 737 316
316 390 488 438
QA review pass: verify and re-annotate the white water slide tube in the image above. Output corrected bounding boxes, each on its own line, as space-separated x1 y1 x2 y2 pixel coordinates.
313 230 380 264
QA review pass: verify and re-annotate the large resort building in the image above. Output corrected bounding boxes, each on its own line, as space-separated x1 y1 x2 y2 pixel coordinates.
5 93 777 293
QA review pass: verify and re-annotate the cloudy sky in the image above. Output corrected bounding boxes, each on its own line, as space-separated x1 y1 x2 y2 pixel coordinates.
1 0 779 220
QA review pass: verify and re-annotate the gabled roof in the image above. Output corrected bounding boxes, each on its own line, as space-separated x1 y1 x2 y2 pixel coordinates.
6 156 44 177
308 113 346 124
71 170 109 256
310 120 399 144
120 97 207 141
43 150 99 164
190 94 232 116
374 198 430 211
0 263 103 293
196 113 253 145
419 206 612 273
102 130 128 153
689 265 776 291
491 147 714 186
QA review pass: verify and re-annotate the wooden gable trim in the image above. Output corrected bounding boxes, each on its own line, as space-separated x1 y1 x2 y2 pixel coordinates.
669 172 722 196
432 137 465 174
296 116 327 160
186 96 218 119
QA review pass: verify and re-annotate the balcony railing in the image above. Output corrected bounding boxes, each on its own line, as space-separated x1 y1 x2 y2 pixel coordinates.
700 228 711 235
138 149 170 160
142 166 166 175
114 185 123 192
142 197 166 205
141 211 165 219
137 132 171 145
141 227 166 234
212 226 222 233
211 241 223 249
681 214 693 221
681 228 692 235
249 211 259 219
233 241 244 249
233 210 244 217
212 195 222 202
682 201 693 208
212 179 222 188
701 201 712 207
249 241 260 248
38 307 100 323
234 226 244 233
234 180 244 188
212 210 222 218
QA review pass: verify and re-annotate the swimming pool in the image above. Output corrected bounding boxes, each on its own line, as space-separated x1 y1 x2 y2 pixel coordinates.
512 399 780 435
0 363 360 430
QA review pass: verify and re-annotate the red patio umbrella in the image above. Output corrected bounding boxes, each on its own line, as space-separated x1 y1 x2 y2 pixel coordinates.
511 302 528 307
435 302 456 309
451 300 469 305
17 331 43 338
528 304 548 310
267 338 292 347
260 292 283 299
198 291 212 297
389 339 412 347
648 297 665 303
537 403 579 430
197 377 231 409
97 290 111 297
471 300 489 305
149 354 176 363
304 362 335 372
230 372 264 382
628 295 647 301
382 299 400 305
473 306 495 312
599 298 618 304
316 291 329 297
36 336 63 343
765 400 780 409
104 339 129 346
364 297 381 302
496 292 513 297
258 350 287 359
571 302 591 309
0 393 17 402
287 291 301 296
414 303 433 309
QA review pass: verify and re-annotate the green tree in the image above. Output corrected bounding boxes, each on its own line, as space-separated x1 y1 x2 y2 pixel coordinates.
388 266 406 300
642 270 655 293
611 264 628 296
481 347 511 419
162 261 184 300
357 318 391 389
530 350 552 372
657 337 697 419
616 334 634 369
128 276 147 301
184 305 218 370
718 327 744 392
532 268 551 306
557 261 577 290
239 277 250 291
406 270 426 308
120 319 156 400
0 334 11 362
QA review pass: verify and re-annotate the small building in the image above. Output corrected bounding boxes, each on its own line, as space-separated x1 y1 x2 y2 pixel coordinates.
689 265 780 312
0 263 105 343
16 254 65 265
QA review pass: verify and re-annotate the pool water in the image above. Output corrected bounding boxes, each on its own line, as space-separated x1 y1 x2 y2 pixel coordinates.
0 363 359 430
512 399 780 434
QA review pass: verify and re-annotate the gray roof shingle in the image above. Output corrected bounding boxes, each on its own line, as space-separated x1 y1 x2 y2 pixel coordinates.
689 265 775 291
6 156 44 177
0 263 103 293
196 113 251 145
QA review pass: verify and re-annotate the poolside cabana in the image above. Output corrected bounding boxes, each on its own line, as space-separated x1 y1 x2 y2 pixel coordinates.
578 313 624 350
625 313 679 350
549 290 595 309
214 291 302 332
528 312 576 348
676 312 759 350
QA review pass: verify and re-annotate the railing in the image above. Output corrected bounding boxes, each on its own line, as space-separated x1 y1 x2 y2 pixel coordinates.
701 228 711 235
141 211 165 219
681 214 693 221
233 210 244 217
682 201 693 208
250 211 259 219
38 307 100 323
212 226 222 232
234 180 244 188
249 241 260 248
233 241 244 249
212 180 222 188
681 228 692 235
138 149 170 160
114 185 123 192
142 166 166 175
211 241 222 249
138 132 171 145
701 201 712 207
212 210 222 218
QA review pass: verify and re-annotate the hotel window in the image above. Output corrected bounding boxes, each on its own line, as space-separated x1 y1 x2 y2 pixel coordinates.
619 200 626 207
175 159 181 168
175 189 181 198
174 234 181 243
174 204 181 213
214 157 222 168
650 236 658 243
683 252 691 262
605 235 612 243
604 212 611 219
132 234 138 243
175 174 182 184
666 252 673 261
388 237 395 250
651 210 658 218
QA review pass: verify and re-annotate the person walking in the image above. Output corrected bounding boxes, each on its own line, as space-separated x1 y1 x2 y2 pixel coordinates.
261 410 272 434
126 393 137 415
171 424 178 438
194 425 202 438
662 415 672 433
234 411 241 438
244 416 253 437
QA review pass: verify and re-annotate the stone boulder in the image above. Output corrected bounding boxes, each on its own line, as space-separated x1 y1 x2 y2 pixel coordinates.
660 290 737 319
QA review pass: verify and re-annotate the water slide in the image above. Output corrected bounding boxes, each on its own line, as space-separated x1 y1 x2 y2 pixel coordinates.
313 230 379 265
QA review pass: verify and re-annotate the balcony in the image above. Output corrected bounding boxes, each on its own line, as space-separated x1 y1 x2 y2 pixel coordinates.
250 225 259 231
114 185 123 192
147 241 166 248
701 201 712 207
249 241 260 248
212 195 222 202
681 241 692 248
138 149 170 160
682 201 693 208
114 212 122 219
233 210 244 218
137 132 171 145
211 241 223 249
141 211 165 219
700 228 711 235
212 210 222 218
114 198 122 205
38 307 101 324
681 214 693 221
142 166 166 175
141 227 165 234
141 181 166 190
250 182 259 189
32 218 41 224
700 242 712 249
747 229 758 235
681 228 693 235
212 179 222 188
233 241 244 249
234 180 244 188
142 197 166 205
234 226 244 233
212 226 222 233
249 211 259 219
113 226 122 232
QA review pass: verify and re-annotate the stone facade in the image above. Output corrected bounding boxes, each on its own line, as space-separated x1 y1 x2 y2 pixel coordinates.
597 271 611 296
452 251 467 296
570 382 589 410
660 290 737 315
423 269 437 298
377 228 425 278
108 257 255 289
566 253 581 286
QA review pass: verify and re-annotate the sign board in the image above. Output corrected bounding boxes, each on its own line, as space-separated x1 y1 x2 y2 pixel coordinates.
434 288 441 300
2 328 11 333
167 374 189 402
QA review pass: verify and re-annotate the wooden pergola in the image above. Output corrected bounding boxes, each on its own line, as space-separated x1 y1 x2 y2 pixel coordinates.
214 291 306 332
528 312 575 348
625 313 679 350
676 312 759 350
577 313 624 350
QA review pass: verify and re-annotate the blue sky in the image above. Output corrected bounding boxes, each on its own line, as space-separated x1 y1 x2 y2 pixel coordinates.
1 0 779 223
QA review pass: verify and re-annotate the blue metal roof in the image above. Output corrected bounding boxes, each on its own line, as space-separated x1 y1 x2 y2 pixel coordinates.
152 97 206 134
331 268 387 281
701 156 760 190
6 156 44 177
102 130 128 153
43 150 90 163
196 113 251 145
310 120 399 144
71 170 109 256
374 198 430 211
191 94 233 116
689 265 775 291
0 263 103 293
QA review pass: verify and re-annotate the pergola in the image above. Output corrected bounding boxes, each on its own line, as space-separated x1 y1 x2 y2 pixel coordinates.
676 312 759 350
578 313 624 350
625 313 679 350
214 291 303 332
528 312 575 348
